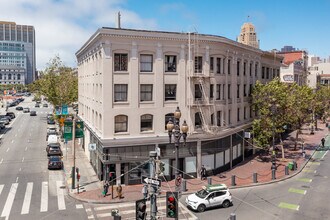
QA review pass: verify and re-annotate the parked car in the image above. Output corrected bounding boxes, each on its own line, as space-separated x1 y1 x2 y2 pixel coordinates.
6 112 15 119
46 142 61 153
35 103 40 108
47 134 58 145
43 103 48 108
16 106 23 111
47 117 55 125
0 118 9 125
46 130 57 140
30 111 37 116
48 156 63 170
186 184 233 212
47 145 63 157
23 107 30 113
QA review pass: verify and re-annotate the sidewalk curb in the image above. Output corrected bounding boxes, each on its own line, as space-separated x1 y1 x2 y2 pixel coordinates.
67 147 319 204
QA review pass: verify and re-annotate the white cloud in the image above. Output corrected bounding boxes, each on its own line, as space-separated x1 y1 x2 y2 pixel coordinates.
0 0 157 70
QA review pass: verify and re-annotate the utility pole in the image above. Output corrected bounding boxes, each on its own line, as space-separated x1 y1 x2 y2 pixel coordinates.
149 151 157 220
71 117 76 189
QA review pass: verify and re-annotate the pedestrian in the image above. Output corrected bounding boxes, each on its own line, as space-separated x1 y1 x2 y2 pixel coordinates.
116 184 123 199
321 138 325 147
200 165 207 180
103 180 109 197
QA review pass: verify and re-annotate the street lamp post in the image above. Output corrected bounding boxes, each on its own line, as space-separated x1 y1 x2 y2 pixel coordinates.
167 107 188 193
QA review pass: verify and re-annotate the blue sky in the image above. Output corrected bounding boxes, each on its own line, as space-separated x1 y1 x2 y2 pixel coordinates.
2 0 330 69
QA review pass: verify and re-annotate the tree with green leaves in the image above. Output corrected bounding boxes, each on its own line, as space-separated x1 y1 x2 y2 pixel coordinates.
29 55 77 107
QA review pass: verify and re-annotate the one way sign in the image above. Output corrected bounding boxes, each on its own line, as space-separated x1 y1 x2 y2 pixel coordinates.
142 176 161 187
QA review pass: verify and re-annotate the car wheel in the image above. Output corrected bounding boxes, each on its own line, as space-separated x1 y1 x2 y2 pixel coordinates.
197 204 206 212
222 200 231 208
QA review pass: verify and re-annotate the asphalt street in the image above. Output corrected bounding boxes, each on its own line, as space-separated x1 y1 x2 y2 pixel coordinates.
183 136 330 220
0 97 87 220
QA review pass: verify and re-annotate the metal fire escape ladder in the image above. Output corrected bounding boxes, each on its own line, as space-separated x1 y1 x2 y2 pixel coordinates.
197 78 211 133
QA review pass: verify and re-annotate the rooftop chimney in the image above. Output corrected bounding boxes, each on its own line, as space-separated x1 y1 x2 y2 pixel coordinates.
117 11 121 29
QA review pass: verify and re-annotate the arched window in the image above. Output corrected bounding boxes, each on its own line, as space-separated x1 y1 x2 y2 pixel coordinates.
17 74 21 80
8 74 11 80
115 115 128 133
141 114 153 132
195 112 202 128
165 113 174 130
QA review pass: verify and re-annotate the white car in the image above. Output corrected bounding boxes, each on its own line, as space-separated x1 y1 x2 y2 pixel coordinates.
185 184 232 212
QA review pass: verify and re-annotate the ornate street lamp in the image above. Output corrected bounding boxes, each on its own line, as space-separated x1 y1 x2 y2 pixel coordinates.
167 107 188 192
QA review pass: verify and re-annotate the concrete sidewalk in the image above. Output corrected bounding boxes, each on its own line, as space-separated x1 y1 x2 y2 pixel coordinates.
62 121 329 204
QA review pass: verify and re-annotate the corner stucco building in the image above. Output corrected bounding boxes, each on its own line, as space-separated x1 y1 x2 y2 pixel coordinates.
76 27 282 185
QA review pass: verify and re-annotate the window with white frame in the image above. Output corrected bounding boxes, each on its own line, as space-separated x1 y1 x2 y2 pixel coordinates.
165 84 176 101
140 54 153 72
140 84 153 101
165 55 177 72
210 57 214 73
141 114 153 132
216 84 220 100
115 115 128 133
114 53 128 71
114 84 128 102
194 56 202 73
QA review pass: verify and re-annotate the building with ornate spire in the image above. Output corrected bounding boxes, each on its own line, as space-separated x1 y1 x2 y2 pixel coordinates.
237 22 259 49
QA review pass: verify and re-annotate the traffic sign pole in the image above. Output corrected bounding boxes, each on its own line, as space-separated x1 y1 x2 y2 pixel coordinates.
149 151 157 220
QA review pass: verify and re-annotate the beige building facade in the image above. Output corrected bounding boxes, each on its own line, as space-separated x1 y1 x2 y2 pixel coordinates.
76 28 282 185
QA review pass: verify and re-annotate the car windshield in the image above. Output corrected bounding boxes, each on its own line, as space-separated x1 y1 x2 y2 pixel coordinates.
195 189 209 199
50 157 60 161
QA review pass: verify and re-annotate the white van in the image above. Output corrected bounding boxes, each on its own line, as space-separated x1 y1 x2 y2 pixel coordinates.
47 134 58 145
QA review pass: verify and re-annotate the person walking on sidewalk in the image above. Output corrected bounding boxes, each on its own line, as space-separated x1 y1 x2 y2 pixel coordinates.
200 165 207 180
321 138 325 148
103 180 109 197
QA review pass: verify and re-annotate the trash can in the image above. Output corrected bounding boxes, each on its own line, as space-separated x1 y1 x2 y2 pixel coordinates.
288 162 294 171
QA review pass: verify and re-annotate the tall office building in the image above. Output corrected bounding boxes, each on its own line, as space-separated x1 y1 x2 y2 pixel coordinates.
237 22 259 49
0 21 36 85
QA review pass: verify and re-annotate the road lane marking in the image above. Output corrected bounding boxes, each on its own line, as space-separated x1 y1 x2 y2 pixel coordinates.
19 168 21 172
16 177 19 183
0 185 3 195
76 204 83 209
15 134 17 137
297 178 312 183
308 162 320 165
22 157 25 162
25 147 27 151
56 181 66 210
40 182 48 212
6 148 9 152
302 169 316 173
321 151 328 159
279 202 299 211
21 182 33 215
288 188 307 195
11 140 13 143
1 183 18 218
0 158 3 164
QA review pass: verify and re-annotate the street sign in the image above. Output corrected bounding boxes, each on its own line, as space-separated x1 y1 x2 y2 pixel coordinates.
75 121 84 138
143 176 161 187
175 175 182 187
63 121 73 140
62 104 68 115
55 106 62 115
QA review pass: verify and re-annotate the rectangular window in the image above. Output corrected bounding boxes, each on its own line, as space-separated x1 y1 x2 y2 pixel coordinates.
195 84 202 100
194 56 203 73
140 54 153 72
210 57 214 73
140 84 153 101
216 58 221 74
228 110 231 124
228 84 231 99
217 111 221 126
237 84 240 98
228 59 231 74
243 62 246 75
222 84 225 99
114 53 128 71
249 63 252 76
255 63 258 77
216 84 221 100
165 55 177 72
210 84 214 99
114 84 128 102
266 67 269 79
237 61 240 76
115 115 128 133
165 84 176 101
249 84 252 96
250 107 253 118
262 67 265 79
211 113 214 125
237 108 240 121
141 115 153 132
244 107 246 119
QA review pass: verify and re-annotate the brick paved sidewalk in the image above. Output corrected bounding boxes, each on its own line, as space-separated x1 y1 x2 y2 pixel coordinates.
67 121 329 204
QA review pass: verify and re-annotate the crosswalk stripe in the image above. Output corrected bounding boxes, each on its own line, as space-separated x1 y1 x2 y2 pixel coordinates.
21 182 33 215
1 183 18 218
56 181 66 210
40 182 48 212
0 185 3 196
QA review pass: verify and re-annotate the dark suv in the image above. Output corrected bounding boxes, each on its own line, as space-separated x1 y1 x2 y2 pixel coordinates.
47 145 63 157
6 112 15 119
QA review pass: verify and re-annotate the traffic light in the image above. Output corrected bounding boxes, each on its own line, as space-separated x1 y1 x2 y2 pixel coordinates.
159 161 165 173
135 199 147 220
166 191 178 218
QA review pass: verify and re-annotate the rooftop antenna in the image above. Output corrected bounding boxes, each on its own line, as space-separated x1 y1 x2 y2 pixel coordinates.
117 11 121 29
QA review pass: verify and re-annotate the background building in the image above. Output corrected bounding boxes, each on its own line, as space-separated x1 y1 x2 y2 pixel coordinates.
237 22 259 49
0 21 36 85
76 27 282 185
